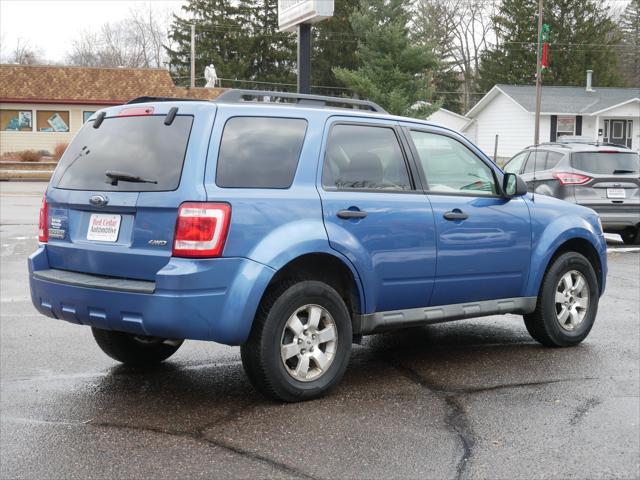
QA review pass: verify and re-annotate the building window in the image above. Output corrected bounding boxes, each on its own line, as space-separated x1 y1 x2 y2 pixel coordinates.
36 110 70 132
556 116 576 137
1 109 33 131
83 111 96 123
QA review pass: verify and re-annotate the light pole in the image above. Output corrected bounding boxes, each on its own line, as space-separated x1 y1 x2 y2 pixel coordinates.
534 0 544 145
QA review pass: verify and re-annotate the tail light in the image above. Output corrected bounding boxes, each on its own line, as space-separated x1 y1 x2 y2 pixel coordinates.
172 202 231 258
38 196 48 243
553 172 592 185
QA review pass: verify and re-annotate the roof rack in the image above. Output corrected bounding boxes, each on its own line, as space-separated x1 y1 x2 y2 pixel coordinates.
535 142 572 148
213 89 387 113
127 96 202 104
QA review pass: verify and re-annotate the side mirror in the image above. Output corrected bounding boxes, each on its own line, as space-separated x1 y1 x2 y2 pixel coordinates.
503 173 527 198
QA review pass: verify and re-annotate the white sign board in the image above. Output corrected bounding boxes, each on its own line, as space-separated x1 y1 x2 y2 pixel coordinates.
278 0 334 32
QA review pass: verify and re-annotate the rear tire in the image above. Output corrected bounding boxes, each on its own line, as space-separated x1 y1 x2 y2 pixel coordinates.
524 252 599 347
620 228 640 245
91 327 183 365
241 280 352 402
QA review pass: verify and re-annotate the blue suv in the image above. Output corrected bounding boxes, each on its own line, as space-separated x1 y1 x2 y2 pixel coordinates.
29 90 607 402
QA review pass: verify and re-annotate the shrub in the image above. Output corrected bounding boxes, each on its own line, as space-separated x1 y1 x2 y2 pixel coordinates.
18 150 42 162
53 143 68 161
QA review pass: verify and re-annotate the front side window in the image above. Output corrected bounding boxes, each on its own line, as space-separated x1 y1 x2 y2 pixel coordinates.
503 152 528 174
216 117 307 189
410 130 497 196
36 110 70 132
1 109 32 131
322 124 412 191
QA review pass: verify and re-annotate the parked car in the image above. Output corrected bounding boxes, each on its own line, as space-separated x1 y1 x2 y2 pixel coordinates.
29 91 607 402
503 140 640 244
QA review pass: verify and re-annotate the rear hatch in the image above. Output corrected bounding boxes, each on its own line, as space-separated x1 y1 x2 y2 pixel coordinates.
45 103 215 280
571 150 640 210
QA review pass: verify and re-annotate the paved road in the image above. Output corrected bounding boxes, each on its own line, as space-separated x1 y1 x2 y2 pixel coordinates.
1 182 639 479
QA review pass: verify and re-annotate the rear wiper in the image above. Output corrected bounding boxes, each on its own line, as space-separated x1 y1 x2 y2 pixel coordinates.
613 169 636 174
105 170 158 186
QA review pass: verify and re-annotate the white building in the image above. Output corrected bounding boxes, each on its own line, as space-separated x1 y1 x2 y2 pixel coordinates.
426 107 470 133
463 73 640 162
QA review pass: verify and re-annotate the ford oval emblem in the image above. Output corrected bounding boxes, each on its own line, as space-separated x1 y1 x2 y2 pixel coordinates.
89 194 109 207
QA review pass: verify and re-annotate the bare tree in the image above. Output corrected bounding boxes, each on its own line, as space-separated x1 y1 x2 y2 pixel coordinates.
6 37 43 65
67 5 169 68
413 0 497 112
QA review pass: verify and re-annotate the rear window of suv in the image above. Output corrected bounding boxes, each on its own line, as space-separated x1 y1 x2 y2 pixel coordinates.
53 115 193 191
572 152 639 175
216 117 308 188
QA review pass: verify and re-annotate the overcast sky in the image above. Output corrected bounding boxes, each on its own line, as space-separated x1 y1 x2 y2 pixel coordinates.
0 0 185 63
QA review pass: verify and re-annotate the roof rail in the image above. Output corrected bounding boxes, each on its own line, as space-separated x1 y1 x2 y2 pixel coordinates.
535 142 572 148
213 89 388 113
127 96 202 104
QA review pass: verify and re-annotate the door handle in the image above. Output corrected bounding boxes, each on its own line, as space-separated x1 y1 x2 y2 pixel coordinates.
443 210 469 221
337 209 368 219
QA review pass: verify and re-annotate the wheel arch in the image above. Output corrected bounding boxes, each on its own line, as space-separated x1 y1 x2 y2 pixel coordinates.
258 252 366 333
529 234 604 298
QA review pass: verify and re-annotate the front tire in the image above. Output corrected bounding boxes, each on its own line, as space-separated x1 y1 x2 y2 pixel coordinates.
524 252 599 347
92 327 183 365
241 280 352 402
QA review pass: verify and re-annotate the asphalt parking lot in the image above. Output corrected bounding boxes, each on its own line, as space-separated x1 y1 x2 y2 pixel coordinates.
1 181 639 480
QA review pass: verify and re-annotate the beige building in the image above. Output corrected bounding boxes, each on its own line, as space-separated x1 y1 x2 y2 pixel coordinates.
0 64 223 155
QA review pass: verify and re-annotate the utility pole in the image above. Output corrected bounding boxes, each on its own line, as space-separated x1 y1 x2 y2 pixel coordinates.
533 0 544 145
297 24 311 94
190 23 195 88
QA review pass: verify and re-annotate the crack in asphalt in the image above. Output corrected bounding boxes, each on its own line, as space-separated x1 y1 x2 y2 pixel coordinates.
88 418 323 480
383 360 602 480
390 363 475 480
569 397 602 426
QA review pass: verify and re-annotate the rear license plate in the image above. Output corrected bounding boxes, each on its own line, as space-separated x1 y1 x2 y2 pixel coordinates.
87 214 121 242
607 188 626 199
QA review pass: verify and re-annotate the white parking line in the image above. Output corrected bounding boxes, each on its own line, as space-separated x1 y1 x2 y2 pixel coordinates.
607 247 640 253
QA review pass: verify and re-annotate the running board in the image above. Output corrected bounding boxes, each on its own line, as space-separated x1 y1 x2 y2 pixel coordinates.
355 297 537 335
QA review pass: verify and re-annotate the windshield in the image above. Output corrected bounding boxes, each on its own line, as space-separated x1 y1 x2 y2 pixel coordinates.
572 152 639 175
52 115 193 191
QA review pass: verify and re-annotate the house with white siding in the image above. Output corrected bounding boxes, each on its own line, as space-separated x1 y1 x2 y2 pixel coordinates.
426 107 470 133
462 72 640 162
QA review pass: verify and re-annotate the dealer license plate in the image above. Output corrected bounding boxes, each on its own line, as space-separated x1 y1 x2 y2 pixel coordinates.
607 188 626 199
87 214 121 242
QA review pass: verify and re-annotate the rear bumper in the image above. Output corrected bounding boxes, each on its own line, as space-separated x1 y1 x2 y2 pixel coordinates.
28 246 275 345
583 206 640 230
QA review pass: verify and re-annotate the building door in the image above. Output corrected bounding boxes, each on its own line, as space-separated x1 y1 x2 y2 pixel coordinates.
604 119 633 148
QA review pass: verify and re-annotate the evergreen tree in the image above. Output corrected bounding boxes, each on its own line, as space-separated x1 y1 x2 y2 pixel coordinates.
166 0 295 88
333 0 438 116
245 0 296 87
619 0 640 86
311 0 360 95
478 0 623 90
166 0 251 87
411 0 463 113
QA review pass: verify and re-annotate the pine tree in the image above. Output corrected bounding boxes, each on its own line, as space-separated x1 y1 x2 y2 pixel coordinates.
619 0 640 86
311 0 360 95
478 0 624 90
166 0 252 87
333 0 438 116
411 0 463 113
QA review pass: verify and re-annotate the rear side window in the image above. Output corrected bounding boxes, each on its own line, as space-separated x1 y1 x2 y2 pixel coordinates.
572 152 639 175
53 115 193 191
322 124 412 191
523 150 547 173
216 117 307 188
546 151 564 169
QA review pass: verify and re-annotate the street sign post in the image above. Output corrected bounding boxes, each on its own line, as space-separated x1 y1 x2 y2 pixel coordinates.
278 0 334 94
